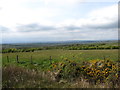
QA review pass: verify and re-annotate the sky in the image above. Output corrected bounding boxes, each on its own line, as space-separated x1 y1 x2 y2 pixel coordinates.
0 0 119 43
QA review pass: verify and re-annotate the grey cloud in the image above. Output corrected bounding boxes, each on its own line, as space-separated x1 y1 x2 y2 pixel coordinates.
17 23 56 32
63 25 81 30
61 20 117 31
63 20 117 31
0 26 10 33
17 19 118 33
17 23 82 32
82 20 117 30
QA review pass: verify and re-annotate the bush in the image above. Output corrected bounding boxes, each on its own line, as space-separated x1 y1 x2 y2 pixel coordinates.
50 59 119 85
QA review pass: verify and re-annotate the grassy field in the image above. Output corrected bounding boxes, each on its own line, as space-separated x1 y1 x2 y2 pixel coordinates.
2 49 119 88
2 49 118 70
3 49 118 63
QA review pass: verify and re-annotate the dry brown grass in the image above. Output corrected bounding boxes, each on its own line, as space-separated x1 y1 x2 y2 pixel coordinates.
2 65 59 88
2 64 120 88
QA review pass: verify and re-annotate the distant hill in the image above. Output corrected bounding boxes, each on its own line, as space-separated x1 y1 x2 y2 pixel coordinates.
1 40 118 49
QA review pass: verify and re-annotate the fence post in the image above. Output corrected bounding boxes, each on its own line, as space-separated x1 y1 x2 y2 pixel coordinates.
16 55 19 63
30 56 33 64
103 56 106 60
49 56 52 64
7 56 9 63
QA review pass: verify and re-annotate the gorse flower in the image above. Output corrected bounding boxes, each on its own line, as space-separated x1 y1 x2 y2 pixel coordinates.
50 58 118 84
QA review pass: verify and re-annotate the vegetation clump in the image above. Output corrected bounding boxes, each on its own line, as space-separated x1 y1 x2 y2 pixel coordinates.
50 58 119 86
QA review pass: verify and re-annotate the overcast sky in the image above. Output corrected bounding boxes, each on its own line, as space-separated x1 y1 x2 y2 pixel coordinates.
0 0 119 43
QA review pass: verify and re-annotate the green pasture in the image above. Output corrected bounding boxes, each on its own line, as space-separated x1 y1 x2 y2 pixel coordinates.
2 49 118 66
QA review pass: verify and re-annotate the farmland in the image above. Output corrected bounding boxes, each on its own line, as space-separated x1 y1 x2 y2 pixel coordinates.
3 49 118 65
1 41 120 88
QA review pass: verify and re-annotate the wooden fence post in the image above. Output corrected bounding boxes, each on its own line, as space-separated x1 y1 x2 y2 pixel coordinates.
49 56 52 64
103 56 106 60
16 55 19 63
30 56 33 64
7 56 9 63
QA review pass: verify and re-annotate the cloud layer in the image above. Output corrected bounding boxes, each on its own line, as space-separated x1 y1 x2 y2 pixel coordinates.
0 0 118 43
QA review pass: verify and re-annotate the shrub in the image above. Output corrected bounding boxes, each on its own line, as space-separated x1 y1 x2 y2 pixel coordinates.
50 58 119 85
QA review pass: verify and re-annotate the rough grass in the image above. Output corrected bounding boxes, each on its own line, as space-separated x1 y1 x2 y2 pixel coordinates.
2 64 120 88
2 64 88 88
2 64 64 88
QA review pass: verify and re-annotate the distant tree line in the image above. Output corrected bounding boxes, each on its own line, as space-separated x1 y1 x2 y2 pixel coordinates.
2 48 35 53
2 47 56 53
2 43 119 53
67 46 119 50
61 43 119 50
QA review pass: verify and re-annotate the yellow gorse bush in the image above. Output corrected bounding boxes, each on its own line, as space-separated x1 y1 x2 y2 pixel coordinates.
50 58 119 84
85 59 118 81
